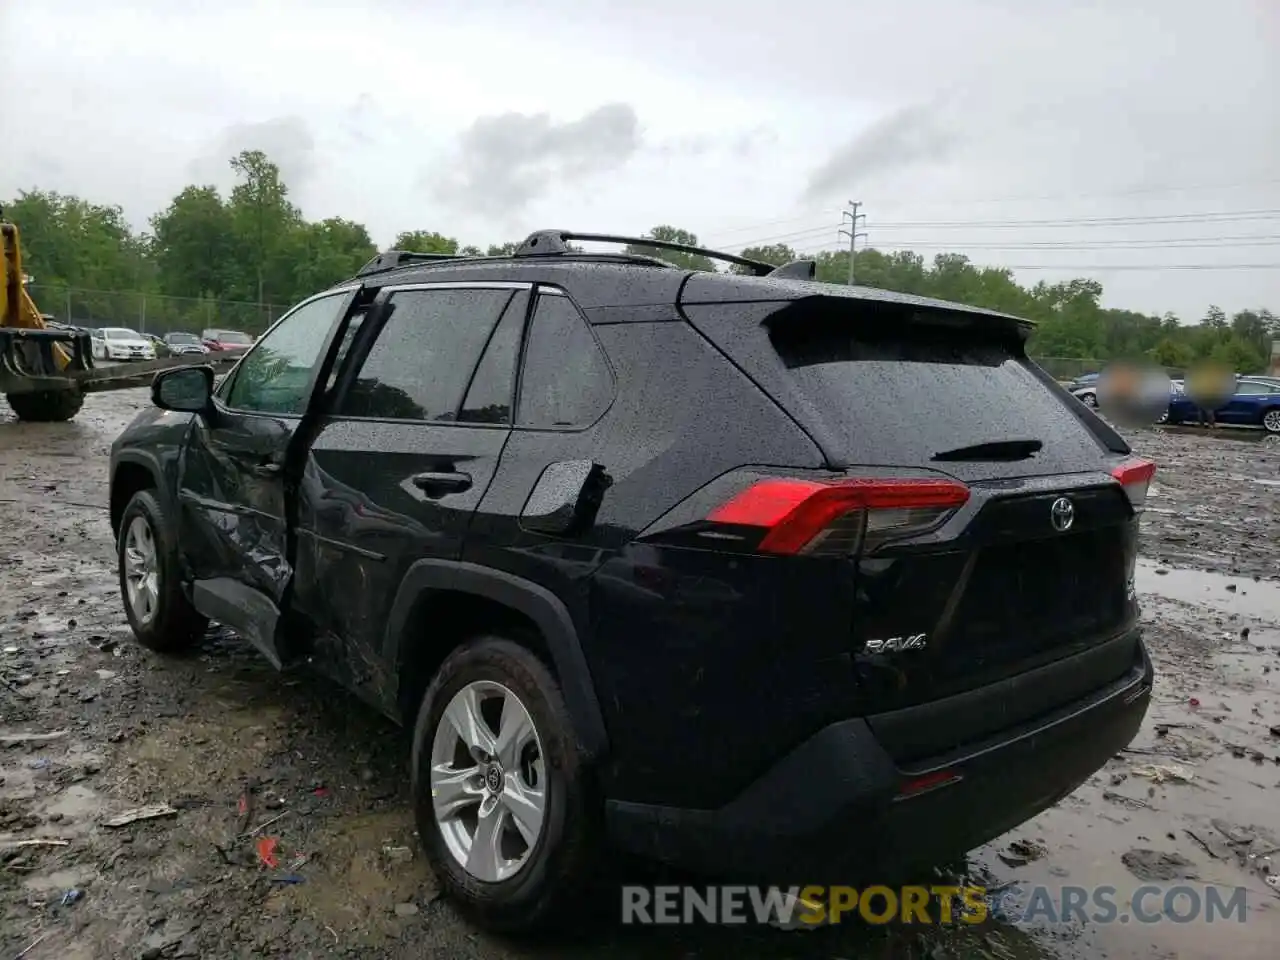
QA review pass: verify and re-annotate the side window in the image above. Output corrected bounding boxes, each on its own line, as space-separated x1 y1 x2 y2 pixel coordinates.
517 294 613 429
458 292 528 425
336 288 513 421
1236 381 1266 395
225 294 347 415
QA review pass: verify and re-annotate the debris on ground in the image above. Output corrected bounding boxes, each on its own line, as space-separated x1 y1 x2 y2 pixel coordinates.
1131 762 1196 784
384 845 414 864
1121 849 1198 882
0 729 69 745
997 838 1048 868
102 803 179 828
254 836 279 869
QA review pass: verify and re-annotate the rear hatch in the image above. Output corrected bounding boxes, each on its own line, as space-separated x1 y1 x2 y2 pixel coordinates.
680 280 1149 759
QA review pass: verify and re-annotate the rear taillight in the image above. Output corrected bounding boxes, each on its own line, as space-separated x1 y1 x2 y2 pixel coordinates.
1111 457 1156 513
706 477 970 556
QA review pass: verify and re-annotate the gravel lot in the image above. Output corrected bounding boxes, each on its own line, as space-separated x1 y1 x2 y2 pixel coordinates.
1 391 1277 959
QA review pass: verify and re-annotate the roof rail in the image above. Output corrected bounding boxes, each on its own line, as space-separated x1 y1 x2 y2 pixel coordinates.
356 249 477 277
513 230 780 277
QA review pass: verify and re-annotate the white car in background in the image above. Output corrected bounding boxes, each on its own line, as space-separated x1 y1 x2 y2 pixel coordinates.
91 327 157 362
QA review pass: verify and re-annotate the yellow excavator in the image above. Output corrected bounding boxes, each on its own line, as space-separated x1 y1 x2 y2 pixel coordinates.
1 207 237 422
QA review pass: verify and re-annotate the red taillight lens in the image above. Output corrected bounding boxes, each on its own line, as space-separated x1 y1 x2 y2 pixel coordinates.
897 768 963 798
707 477 970 556
1111 457 1156 513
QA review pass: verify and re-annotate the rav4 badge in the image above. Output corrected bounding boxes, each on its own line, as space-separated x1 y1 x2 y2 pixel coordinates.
863 633 928 654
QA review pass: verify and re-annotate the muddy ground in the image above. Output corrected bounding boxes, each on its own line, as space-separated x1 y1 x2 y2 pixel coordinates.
1 391 1277 960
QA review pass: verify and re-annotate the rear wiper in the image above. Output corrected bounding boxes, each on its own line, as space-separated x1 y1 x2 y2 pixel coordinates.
931 438 1043 462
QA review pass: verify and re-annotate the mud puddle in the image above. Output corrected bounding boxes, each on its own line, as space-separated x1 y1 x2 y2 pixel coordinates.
969 561 1280 960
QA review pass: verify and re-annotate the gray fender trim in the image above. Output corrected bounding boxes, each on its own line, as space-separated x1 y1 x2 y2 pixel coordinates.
383 558 609 761
109 449 171 534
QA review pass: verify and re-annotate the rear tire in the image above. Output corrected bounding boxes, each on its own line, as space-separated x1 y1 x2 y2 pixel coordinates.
410 636 600 933
1081 391 1098 408
117 490 208 652
5 389 84 422
1262 408 1280 434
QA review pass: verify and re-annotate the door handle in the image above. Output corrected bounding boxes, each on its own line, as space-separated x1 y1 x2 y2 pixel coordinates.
411 471 472 497
250 460 283 477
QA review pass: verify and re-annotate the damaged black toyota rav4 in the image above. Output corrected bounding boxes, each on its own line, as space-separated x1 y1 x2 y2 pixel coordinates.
108 231 1154 931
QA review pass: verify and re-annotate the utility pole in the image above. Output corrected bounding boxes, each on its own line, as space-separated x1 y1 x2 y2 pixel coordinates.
838 201 868 285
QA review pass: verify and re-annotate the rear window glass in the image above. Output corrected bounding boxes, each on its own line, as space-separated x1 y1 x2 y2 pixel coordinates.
769 320 1107 473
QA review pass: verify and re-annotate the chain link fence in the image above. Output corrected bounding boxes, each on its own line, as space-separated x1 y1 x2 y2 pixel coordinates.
1031 356 1105 380
27 285 288 338
21 284 1119 381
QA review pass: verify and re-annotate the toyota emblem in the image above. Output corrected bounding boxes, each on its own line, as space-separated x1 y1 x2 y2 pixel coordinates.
1050 497 1075 533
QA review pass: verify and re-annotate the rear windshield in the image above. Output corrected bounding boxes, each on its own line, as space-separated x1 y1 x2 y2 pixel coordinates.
769 320 1110 475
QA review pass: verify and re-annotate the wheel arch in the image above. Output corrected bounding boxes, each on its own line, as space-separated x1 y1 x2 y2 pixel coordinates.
385 559 609 762
1260 403 1280 432
109 452 166 537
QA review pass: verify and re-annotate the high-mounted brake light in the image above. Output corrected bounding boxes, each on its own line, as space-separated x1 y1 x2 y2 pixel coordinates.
1111 457 1156 513
707 477 970 556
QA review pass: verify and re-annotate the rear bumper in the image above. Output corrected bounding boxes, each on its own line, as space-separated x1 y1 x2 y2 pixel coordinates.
605 638 1152 883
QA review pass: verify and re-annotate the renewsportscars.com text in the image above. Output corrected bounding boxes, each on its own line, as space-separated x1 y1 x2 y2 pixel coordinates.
621 884 1249 927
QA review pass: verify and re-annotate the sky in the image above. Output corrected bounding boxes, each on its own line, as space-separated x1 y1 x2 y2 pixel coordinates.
3 0 1278 319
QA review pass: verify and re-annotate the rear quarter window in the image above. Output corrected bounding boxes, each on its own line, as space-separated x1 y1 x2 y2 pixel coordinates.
517 293 613 429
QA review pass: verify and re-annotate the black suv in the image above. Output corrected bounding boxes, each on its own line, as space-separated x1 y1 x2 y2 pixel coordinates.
108 231 1154 931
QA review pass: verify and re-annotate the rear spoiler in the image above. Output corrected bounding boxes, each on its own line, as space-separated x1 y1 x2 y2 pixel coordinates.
679 273 1035 341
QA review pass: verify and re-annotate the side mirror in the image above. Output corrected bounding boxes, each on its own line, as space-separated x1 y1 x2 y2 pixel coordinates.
152 365 214 414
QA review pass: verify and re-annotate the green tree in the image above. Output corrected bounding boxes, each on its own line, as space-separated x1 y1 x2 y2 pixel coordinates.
392 231 459 255
150 186 236 300
623 225 715 272
227 150 300 307
287 218 377 295
8 166 1280 372
733 243 797 273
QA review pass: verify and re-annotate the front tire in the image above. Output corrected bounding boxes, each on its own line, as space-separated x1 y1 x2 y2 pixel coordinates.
117 490 208 652
410 637 599 932
1081 391 1098 408
5 389 84 422
1263 408 1280 434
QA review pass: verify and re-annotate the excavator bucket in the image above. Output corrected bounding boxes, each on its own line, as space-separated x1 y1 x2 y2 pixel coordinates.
1 214 94 420
2 209 241 422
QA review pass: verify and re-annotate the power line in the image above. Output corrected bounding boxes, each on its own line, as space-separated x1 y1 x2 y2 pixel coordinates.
914 264 1280 272
713 215 1280 253
857 237 1280 251
869 210 1280 229
701 179 1280 243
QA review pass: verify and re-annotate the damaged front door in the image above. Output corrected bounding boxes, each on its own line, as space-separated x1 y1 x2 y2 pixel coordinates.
176 286 361 667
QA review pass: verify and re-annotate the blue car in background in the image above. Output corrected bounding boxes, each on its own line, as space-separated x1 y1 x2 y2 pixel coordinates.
1165 376 1280 434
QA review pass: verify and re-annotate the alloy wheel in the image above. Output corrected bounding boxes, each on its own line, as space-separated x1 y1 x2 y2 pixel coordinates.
429 681 546 882
122 516 159 626
1263 409 1280 434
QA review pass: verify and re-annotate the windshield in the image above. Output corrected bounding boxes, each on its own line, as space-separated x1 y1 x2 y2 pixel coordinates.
103 328 142 340
166 333 199 344
207 330 253 344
